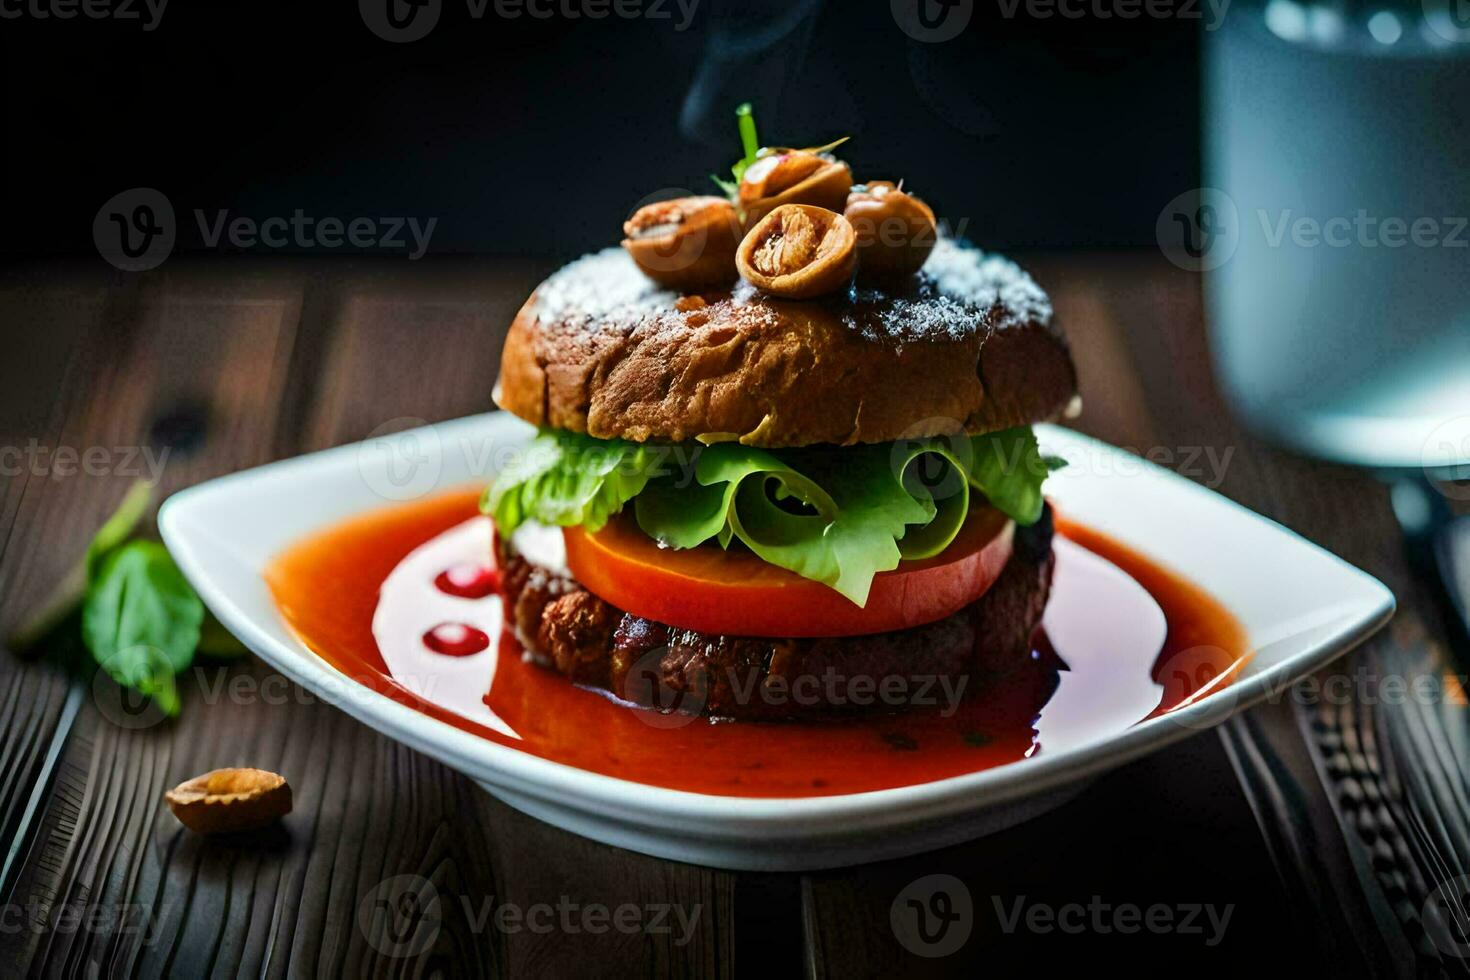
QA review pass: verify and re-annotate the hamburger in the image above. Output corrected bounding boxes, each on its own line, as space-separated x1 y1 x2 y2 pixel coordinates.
484 109 1077 721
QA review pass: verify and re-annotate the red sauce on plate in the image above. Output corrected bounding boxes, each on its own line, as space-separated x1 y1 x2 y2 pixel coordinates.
265 490 1250 798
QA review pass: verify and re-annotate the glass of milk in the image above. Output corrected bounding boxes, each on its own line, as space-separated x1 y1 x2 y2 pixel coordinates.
1202 0 1470 470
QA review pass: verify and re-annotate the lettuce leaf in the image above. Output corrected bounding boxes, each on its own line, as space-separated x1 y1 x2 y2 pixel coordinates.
483 429 664 533
965 426 1059 526
484 426 1060 606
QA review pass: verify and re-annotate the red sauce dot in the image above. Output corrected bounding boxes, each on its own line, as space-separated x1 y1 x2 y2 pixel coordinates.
422 622 490 657
434 562 499 599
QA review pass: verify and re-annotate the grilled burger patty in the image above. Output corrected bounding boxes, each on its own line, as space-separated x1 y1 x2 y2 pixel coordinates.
497 508 1055 721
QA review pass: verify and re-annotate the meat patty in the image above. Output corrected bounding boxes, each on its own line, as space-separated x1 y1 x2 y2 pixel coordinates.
499 507 1055 721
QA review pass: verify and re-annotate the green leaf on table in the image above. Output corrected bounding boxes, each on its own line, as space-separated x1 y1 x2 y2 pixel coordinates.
82 540 203 715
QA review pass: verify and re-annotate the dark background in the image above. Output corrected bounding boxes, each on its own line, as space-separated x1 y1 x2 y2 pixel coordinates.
0 0 1199 263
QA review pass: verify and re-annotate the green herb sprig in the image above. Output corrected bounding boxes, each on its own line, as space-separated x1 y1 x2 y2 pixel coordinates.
710 102 761 198
7 481 246 718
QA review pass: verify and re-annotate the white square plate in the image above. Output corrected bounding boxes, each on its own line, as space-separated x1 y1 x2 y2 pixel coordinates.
160 413 1394 870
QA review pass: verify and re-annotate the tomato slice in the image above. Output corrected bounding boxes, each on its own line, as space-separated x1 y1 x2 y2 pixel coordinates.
561 507 1014 638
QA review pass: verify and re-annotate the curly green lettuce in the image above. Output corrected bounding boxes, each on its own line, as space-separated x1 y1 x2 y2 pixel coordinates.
484 426 1062 606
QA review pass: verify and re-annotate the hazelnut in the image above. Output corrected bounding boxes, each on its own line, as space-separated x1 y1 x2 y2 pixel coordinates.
738 149 852 228
622 196 741 291
736 204 856 300
843 181 938 280
165 767 292 834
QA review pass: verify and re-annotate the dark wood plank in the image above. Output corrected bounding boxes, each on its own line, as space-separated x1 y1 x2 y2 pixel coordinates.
0 261 317 977
0 271 148 888
3 257 735 978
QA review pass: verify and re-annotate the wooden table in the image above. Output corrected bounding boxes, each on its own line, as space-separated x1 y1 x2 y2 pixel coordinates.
1 253 1465 976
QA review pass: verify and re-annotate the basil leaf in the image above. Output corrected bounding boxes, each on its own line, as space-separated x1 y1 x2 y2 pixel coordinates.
95 644 182 717
82 540 203 715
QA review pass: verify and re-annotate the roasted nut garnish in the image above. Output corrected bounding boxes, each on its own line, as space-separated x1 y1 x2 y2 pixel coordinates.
622 196 741 291
165 767 292 834
844 181 938 280
739 149 852 228
736 204 856 300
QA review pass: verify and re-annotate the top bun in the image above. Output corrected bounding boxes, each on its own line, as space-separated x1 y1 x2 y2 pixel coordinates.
494 238 1077 448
